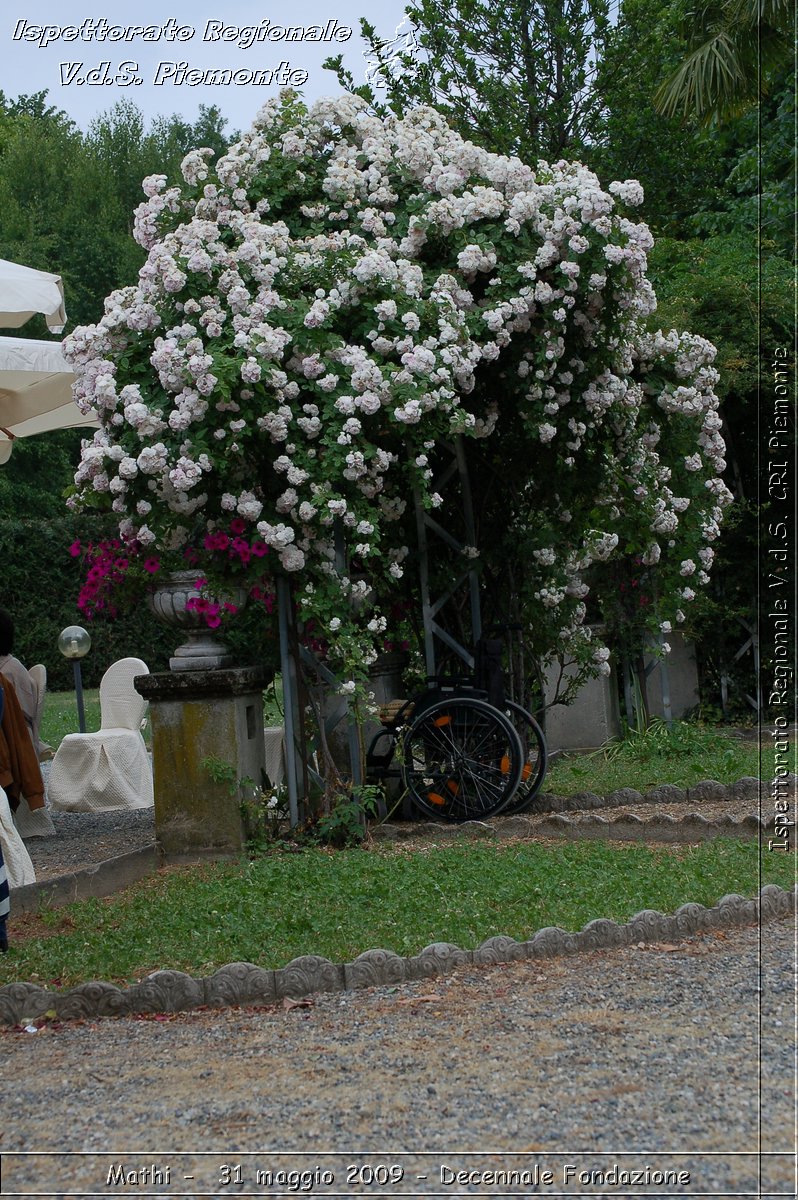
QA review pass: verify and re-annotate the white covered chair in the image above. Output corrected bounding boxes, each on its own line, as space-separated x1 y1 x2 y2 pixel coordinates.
28 664 54 761
48 658 154 813
0 786 35 888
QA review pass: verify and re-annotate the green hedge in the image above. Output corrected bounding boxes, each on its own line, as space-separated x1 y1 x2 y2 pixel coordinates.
2 515 280 690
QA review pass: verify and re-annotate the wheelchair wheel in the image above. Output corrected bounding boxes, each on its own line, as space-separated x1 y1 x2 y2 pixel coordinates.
402 696 524 822
497 701 548 815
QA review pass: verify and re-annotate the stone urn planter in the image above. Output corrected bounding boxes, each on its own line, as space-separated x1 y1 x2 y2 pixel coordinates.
148 570 246 671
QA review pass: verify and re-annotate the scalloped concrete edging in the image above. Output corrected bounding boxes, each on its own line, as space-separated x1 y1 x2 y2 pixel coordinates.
0 885 793 1027
519 774 791 813
373 812 771 845
372 775 794 846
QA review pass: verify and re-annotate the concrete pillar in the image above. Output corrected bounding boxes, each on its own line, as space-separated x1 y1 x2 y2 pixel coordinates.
645 633 700 721
134 666 267 859
543 656 622 752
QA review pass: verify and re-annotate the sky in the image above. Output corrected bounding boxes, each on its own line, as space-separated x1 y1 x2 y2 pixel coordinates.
1 1 410 133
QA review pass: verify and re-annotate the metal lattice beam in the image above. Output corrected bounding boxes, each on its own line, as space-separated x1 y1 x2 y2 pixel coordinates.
414 436 482 679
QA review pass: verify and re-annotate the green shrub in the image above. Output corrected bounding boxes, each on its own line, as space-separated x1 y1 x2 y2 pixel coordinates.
3 515 279 688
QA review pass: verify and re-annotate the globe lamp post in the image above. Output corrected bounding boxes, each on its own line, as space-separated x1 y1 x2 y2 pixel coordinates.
58 625 91 733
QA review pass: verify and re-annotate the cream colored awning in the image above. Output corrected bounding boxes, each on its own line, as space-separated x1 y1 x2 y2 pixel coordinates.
0 258 67 333
0 335 98 463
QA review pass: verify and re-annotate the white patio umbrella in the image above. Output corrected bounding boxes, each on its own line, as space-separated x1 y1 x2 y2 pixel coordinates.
0 258 67 333
0 336 98 464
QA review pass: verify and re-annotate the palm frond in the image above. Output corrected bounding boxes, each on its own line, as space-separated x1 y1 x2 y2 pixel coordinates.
655 30 755 120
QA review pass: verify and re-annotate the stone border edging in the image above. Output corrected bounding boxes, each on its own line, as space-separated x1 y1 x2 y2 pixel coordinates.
12 847 160 915
373 812 770 845
0 885 794 1027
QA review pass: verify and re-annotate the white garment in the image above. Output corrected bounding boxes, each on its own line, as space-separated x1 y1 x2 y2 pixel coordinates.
0 655 37 736
12 794 56 838
48 658 154 813
0 786 35 888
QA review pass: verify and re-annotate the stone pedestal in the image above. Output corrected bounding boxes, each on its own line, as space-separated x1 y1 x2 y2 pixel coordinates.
543 657 622 752
134 666 267 859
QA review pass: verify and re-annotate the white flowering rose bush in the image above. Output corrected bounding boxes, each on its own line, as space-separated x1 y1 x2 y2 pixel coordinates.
63 92 731 685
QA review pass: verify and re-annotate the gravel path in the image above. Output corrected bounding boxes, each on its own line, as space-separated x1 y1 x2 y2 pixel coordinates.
1 921 794 1197
24 807 156 881
10 768 793 1196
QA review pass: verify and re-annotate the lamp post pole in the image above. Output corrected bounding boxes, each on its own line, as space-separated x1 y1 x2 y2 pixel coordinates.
73 659 86 733
57 626 91 734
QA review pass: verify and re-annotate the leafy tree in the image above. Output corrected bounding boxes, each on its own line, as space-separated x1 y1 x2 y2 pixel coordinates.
0 94 238 330
85 101 237 240
685 64 794 253
325 0 612 160
649 233 794 715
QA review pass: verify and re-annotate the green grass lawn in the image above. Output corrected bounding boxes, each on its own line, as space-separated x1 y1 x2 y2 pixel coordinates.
3 839 792 988
545 719 775 796
20 703 789 992
40 689 101 747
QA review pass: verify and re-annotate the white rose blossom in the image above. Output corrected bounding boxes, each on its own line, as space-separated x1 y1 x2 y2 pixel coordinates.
62 95 727 677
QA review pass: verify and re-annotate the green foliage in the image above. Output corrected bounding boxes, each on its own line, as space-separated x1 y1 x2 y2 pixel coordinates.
0 91 241 546
200 760 293 853
647 232 794 711
653 0 793 125
240 783 291 854
311 785 385 848
590 0 732 237
2 838 787 986
200 754 239 791
0 93 237 330
685 65 794 253
0 430 84 521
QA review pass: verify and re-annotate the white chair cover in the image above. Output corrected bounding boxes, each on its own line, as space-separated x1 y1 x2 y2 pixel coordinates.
28 663 45 730
48 658 154 813
27 663 54 761
263 726 286 787
0 786 36 888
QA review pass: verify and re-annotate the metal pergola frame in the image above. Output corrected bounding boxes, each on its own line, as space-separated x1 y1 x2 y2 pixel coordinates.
277 435 483 822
